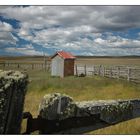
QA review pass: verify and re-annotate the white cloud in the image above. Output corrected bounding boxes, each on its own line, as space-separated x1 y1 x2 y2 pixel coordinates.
1 6 140 32
80 52 95 56
5 44 42 55
31 25 94 45
0 32 18 45
0 21 18 45
0 21 13 32
17 27 33 40
94 38 105 44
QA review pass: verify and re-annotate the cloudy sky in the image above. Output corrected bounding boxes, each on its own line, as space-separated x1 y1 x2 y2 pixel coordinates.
0 6 140 56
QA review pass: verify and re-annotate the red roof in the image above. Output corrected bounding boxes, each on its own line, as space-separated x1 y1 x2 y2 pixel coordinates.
51 51 76 59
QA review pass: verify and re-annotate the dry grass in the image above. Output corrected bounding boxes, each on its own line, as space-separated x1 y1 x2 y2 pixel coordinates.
76 58 140 66
20 70 140 134
86 118 140 135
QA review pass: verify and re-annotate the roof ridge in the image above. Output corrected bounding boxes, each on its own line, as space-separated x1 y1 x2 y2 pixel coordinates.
51 51 76 59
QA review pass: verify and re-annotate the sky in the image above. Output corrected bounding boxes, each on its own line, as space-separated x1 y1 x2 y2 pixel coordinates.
0 6 140 56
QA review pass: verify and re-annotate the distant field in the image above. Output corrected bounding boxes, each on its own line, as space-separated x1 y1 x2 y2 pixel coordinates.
0 56 45 64
0 56 140 66
76 58 140 66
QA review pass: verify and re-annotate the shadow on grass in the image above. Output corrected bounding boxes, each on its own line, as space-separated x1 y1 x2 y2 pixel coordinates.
53 109 140 134
22 108 140 135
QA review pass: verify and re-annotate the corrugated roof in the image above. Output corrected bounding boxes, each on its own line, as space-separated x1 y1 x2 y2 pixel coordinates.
51 51 76 59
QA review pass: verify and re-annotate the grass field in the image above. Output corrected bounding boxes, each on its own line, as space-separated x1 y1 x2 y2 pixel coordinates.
76 58 140 66
21 69 140 134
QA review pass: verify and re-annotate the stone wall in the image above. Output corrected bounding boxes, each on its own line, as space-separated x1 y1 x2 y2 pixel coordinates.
76 100 134 124
0 70 28 134
39 93 140 125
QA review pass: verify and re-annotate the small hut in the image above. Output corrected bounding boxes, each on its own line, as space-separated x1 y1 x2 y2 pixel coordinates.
51 51 76 77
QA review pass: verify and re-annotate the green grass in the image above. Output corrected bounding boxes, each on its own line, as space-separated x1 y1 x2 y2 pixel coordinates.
20 69 140 134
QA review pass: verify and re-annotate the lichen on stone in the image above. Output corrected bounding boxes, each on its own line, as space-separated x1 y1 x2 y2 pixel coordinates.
0 70 28 134
100 101 133 124
39 93 76 120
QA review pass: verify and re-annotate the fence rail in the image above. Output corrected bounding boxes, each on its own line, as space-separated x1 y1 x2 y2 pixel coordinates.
0 62 140 83
0 62 51 71
75 65 140 83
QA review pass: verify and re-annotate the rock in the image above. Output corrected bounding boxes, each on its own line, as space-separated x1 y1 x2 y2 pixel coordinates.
39 93 136 125
0 70 28 134
75 100 119 117
129 99 140 109
100 101 133 124
39 93 76 120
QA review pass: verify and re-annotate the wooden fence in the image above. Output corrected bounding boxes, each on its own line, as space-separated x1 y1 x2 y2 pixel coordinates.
75 65 140 83
0 62 140 83
0 62 51 71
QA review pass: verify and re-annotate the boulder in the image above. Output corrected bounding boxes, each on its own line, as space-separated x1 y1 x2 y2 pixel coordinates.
39 93 76 120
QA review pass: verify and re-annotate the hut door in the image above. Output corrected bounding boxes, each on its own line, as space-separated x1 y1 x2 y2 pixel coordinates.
56 58 63 77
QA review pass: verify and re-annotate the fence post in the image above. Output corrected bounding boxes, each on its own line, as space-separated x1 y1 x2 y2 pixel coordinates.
42 64 43 70
84 65 87 76
127 67 131 81
75 65 78 76
93 65 95 76
102 65 105 77
98 65 101 76
3 63 5 68
48 63 50 71
110 67 112 78
32 64 34 70
98 65 100 75
44 59 47 71
17 64 20 69
117 67 120 79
